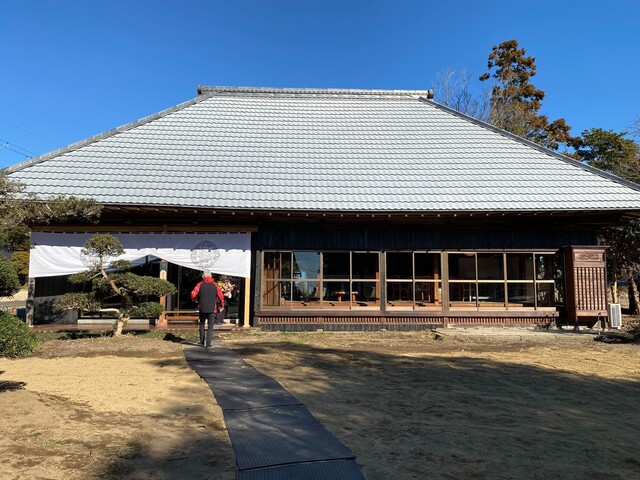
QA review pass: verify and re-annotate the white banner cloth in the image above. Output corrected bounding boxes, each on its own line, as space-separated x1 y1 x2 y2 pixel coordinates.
29 232 252 278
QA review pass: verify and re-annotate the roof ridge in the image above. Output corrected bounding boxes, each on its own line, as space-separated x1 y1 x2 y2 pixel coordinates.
198 85 435 98
4 94 207 174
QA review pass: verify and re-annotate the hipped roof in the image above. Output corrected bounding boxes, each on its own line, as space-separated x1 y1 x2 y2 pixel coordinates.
7 86 640 214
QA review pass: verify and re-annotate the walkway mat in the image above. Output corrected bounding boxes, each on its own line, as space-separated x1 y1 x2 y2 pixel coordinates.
183 343 235 361
188 358 261 378
224 405 356 471
236 459 366 480
203 373 302 410
183 340 366 479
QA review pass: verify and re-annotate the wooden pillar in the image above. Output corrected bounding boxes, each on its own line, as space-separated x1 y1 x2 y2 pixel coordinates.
156 260 169 329
159 260 168 306
243 276 251 328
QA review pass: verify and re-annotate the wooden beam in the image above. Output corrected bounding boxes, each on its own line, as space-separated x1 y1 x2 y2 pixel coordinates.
31 225 257 233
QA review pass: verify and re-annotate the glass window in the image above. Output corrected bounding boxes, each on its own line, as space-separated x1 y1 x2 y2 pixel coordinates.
449 282 477 309
263 250 563 312
414 282 442 307
323 252 349 279
352 252 379 279
535 254 555 280
323 281 348 305
387 252 412 279
263 252 282 273
415 253 440 279
386 252 441 310
477 253 504 280
293 279 319 304
449 253 476 280
262 280 283 307
507 283 535 308
292 251 320 280
262 250 381 309
478 283 505 308
386 281 413 306
507 254 533 280
352 281 380 307
536 283 554 307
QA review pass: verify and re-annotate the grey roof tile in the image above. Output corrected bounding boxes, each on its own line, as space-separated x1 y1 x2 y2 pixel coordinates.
6 86 640 212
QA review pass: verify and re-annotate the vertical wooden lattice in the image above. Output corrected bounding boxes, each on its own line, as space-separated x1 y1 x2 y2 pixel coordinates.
574 266 606 311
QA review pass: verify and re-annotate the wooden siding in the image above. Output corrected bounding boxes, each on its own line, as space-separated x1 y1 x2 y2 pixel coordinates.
255 223 598 251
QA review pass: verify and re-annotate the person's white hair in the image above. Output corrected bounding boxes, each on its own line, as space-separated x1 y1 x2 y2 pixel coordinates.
202 271 212 277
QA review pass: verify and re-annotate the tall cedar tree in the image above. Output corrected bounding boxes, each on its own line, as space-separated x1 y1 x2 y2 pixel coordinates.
479 39 575 151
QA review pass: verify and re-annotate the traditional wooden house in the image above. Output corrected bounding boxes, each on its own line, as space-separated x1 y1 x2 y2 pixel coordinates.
7 86 640 330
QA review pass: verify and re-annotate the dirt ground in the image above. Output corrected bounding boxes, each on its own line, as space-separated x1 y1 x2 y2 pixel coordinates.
1 328 639 480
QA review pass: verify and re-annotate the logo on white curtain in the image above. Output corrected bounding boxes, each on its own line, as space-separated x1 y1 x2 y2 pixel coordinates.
190 240 222 270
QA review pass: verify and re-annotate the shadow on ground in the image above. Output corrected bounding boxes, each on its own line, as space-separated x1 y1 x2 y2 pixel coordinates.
0 370 26 392
228 339 640 480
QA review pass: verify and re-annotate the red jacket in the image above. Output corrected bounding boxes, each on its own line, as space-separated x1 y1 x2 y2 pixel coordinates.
191 277 225 313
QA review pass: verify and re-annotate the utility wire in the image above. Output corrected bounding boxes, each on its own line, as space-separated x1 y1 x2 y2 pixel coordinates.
0 117 60 147
0 137 37 158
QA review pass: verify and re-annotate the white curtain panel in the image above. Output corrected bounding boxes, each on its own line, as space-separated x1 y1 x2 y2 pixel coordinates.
29 232 252 278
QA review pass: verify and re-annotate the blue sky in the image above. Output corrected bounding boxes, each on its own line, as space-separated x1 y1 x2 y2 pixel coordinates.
1 0 639 169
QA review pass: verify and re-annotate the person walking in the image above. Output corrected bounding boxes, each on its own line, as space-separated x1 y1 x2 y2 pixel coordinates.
190 271 224 347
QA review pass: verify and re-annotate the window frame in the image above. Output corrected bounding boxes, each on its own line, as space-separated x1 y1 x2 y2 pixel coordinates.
261 250 380 310
261 249 562 313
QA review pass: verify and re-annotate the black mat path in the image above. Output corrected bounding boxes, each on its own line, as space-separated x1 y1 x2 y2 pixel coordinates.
224 405 356 470
236 459 366 480
202 373 302 410
184 341 366 480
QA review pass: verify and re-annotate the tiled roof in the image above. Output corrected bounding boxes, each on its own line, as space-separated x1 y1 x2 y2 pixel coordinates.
7 86 640 212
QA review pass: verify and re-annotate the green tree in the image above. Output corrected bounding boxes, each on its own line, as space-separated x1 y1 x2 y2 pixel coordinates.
1 171 102 250
0 255 21 298
0 171 101 290
11 250 29 285
0 311 38 357
572 128 640 182
598 220 640 311
479 39 575 151
572 128 640 312
56 233 176 335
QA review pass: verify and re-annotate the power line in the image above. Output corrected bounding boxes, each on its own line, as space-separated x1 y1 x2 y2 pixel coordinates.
0 137 37 158
0 117 60 147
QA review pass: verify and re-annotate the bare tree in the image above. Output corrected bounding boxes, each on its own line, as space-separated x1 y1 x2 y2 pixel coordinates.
432 69 490 121
631 115 640 140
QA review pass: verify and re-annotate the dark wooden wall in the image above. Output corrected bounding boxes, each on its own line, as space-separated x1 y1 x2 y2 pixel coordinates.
255 222 598 251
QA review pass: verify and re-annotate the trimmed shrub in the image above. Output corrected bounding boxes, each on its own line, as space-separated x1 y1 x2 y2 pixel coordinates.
0 311 38 357
128 302 165 319
0 255 21 298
